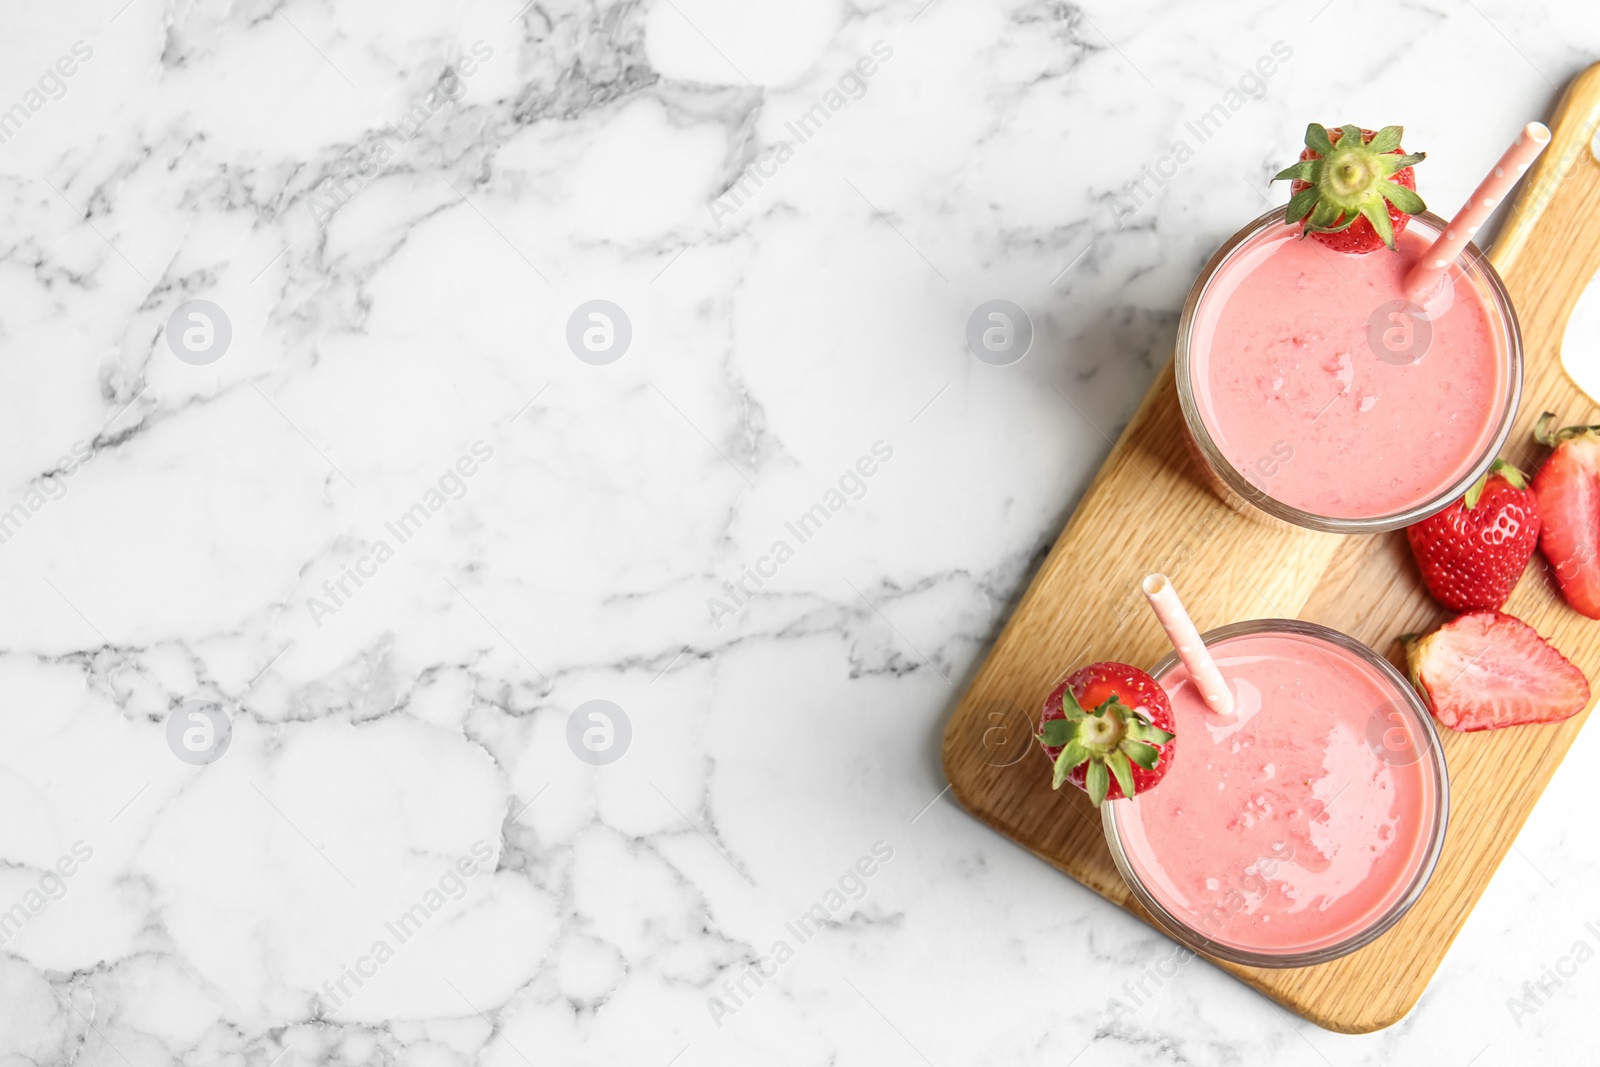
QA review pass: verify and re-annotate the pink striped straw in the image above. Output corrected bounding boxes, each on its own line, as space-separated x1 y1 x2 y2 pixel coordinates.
1142 573 1233 718
1404 122 1551 304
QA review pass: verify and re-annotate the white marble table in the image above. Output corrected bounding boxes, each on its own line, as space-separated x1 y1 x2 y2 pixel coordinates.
1 1 1598 1064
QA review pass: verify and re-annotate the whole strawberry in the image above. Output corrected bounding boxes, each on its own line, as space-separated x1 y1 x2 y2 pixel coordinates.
1532 414 1600 618
1406 459 1539 611
1273 124 1426 254
1037 662 1175 806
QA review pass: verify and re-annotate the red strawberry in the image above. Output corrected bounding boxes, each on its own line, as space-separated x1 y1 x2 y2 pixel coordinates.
1272 124 1426 253
1532 414 1600 618
1405 612 1590 731
1037 662 1176 806
1406 459 1540 611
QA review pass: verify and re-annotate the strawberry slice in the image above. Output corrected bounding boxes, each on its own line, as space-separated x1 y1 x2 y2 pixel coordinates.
1531 413 1600 618
1405 612 1590 732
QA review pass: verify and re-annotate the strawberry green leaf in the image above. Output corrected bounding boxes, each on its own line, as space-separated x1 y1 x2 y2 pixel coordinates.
1051 740 1090 790
1463 470 1491 509
1360 200 1396 250
1093 694 1130 718
1124 717 1175 744
1106 750 1136 800
1488 458 1528 490
1121 738 1160 770
1060 686 1088 722
1366 125 1403 154
1308 199 1355 233
1038 718 1075 747
1389 152 1426 171
1305 123 1333 156
1285 185 1320 225
1085 760 1110 806
1378 182 1425 215
1272 161 1319 183
1307 199 1341 229
1338 124 1364 151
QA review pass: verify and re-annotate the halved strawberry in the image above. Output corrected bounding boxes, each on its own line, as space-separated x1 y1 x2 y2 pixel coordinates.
1406 459 1539 611
1272 124 1426 253
1037 662 1175 806
1532 413 1600 618
1405 611 1590 731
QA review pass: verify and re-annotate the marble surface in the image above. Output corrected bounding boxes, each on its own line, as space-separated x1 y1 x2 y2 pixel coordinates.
1 1 1598 1064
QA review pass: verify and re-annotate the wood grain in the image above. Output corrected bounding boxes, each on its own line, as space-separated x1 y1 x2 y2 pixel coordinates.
941 62 1600 1034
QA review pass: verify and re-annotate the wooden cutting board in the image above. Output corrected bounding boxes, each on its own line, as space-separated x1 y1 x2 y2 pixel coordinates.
942 61 1600 1034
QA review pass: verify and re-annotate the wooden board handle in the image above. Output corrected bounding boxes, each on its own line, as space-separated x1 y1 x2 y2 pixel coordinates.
1492 61 1600 344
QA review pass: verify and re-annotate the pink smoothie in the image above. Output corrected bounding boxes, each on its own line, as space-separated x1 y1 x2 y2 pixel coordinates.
1189 222 1509 519
1110 632 1437 955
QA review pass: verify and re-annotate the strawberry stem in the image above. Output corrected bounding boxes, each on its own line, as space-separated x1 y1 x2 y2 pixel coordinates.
1535 412 1600 446
1463 459 1527 507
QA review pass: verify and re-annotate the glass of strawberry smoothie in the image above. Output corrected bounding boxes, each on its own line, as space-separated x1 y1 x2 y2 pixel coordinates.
1176 208 1522 532
1102 619 1449 966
